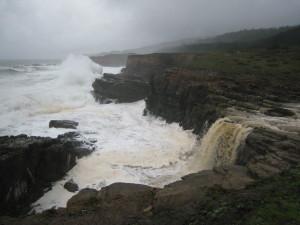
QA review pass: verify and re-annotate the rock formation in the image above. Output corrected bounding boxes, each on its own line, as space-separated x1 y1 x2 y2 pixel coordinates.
0 132 93 216
92 53 197 103
90 54 130 67
49 120 79 129
64 180 79 193
145 68 300 134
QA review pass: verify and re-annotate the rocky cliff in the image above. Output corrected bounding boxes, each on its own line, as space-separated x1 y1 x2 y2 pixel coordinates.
90 54 130 67
92 53 197 103
145 68 300 134
0 132 93 216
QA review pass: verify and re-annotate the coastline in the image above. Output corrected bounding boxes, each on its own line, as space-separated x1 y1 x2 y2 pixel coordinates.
1 49 300 224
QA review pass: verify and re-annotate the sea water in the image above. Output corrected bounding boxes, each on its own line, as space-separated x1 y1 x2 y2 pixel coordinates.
0 55 198 212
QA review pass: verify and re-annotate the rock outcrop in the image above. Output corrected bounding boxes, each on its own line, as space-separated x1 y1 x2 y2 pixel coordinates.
0 132 93 216
92 73 149 103
64 180 79 193
49 120 79 129
237 127 300 178
145 68 300 134
92 53 197 103
90 54 130 67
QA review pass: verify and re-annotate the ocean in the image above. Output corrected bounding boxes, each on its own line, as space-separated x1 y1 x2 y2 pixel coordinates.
0 55 198 212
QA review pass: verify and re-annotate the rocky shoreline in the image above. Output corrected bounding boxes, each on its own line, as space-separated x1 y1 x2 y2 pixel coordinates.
0 131 94 216
1 52 299 224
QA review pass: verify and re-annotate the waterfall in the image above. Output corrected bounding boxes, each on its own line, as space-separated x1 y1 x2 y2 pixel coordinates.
190 117 253 171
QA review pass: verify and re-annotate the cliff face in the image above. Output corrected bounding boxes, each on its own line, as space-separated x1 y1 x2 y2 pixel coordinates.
146 68 300 134
92 53 197 103
0 133 93 216
90 54 130 67
237 127 300 178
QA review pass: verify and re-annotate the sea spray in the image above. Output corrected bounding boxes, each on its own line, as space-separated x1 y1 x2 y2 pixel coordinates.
0 55 103 135
59 54 103 85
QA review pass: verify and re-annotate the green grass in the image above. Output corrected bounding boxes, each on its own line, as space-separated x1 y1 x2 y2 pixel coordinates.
189 166 300 225
186 46 300 82
150 166 300 225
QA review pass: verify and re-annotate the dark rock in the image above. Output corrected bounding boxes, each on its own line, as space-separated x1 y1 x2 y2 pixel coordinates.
49 120 78 129
237 127 300 178
0 132 94 216
64 180 79 193
92 53 197 103
57 132 94 158
90 54 130 67
92 73 149 103
97 183 154 200
66 188 98 207
145 68 300 135
153 165 253 212
264 107 295 117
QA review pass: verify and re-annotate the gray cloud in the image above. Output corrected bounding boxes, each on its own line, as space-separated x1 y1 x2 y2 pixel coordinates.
0 0 300 59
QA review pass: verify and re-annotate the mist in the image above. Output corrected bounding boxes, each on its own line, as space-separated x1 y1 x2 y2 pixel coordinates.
0 0 300 59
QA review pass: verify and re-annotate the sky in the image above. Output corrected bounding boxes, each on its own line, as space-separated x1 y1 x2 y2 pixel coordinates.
0 0 300 59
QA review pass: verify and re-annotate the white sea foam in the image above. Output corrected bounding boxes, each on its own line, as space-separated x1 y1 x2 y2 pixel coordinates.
0 56 198 212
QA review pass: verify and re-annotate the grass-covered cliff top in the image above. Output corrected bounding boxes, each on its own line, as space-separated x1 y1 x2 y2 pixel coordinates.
186 46 300 82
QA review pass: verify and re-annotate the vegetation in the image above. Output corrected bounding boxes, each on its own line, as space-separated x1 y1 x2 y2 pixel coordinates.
207 26 292 43
185 46 300 82
172 25 300 53
150 166 300 225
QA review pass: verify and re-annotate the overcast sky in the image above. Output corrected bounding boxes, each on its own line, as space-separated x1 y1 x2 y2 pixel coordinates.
0 0 300 59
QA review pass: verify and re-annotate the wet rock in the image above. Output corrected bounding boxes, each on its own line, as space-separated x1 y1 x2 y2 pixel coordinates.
67 188 98 208
64 180 79 193
90 54 129 67
237 127 300 178
146 68 300 135
92 53 197 103
57 132 94 158
264 107 295 117
49 120 78 129
97 183 154 200
153 165 253 212
0 133 94 216
92 73 149 103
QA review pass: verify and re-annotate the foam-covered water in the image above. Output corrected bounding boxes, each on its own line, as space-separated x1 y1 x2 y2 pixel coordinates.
0 55 198 212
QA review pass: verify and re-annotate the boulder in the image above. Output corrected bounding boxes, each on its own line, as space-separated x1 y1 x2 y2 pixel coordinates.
49 120 78 129
64 180 79 193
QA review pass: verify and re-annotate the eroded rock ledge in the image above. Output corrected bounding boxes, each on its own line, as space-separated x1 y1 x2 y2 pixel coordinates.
146 68 300 134
92 53 197 103
0 132 93 216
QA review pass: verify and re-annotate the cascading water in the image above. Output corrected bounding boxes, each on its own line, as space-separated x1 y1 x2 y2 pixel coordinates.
189 117 254 171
